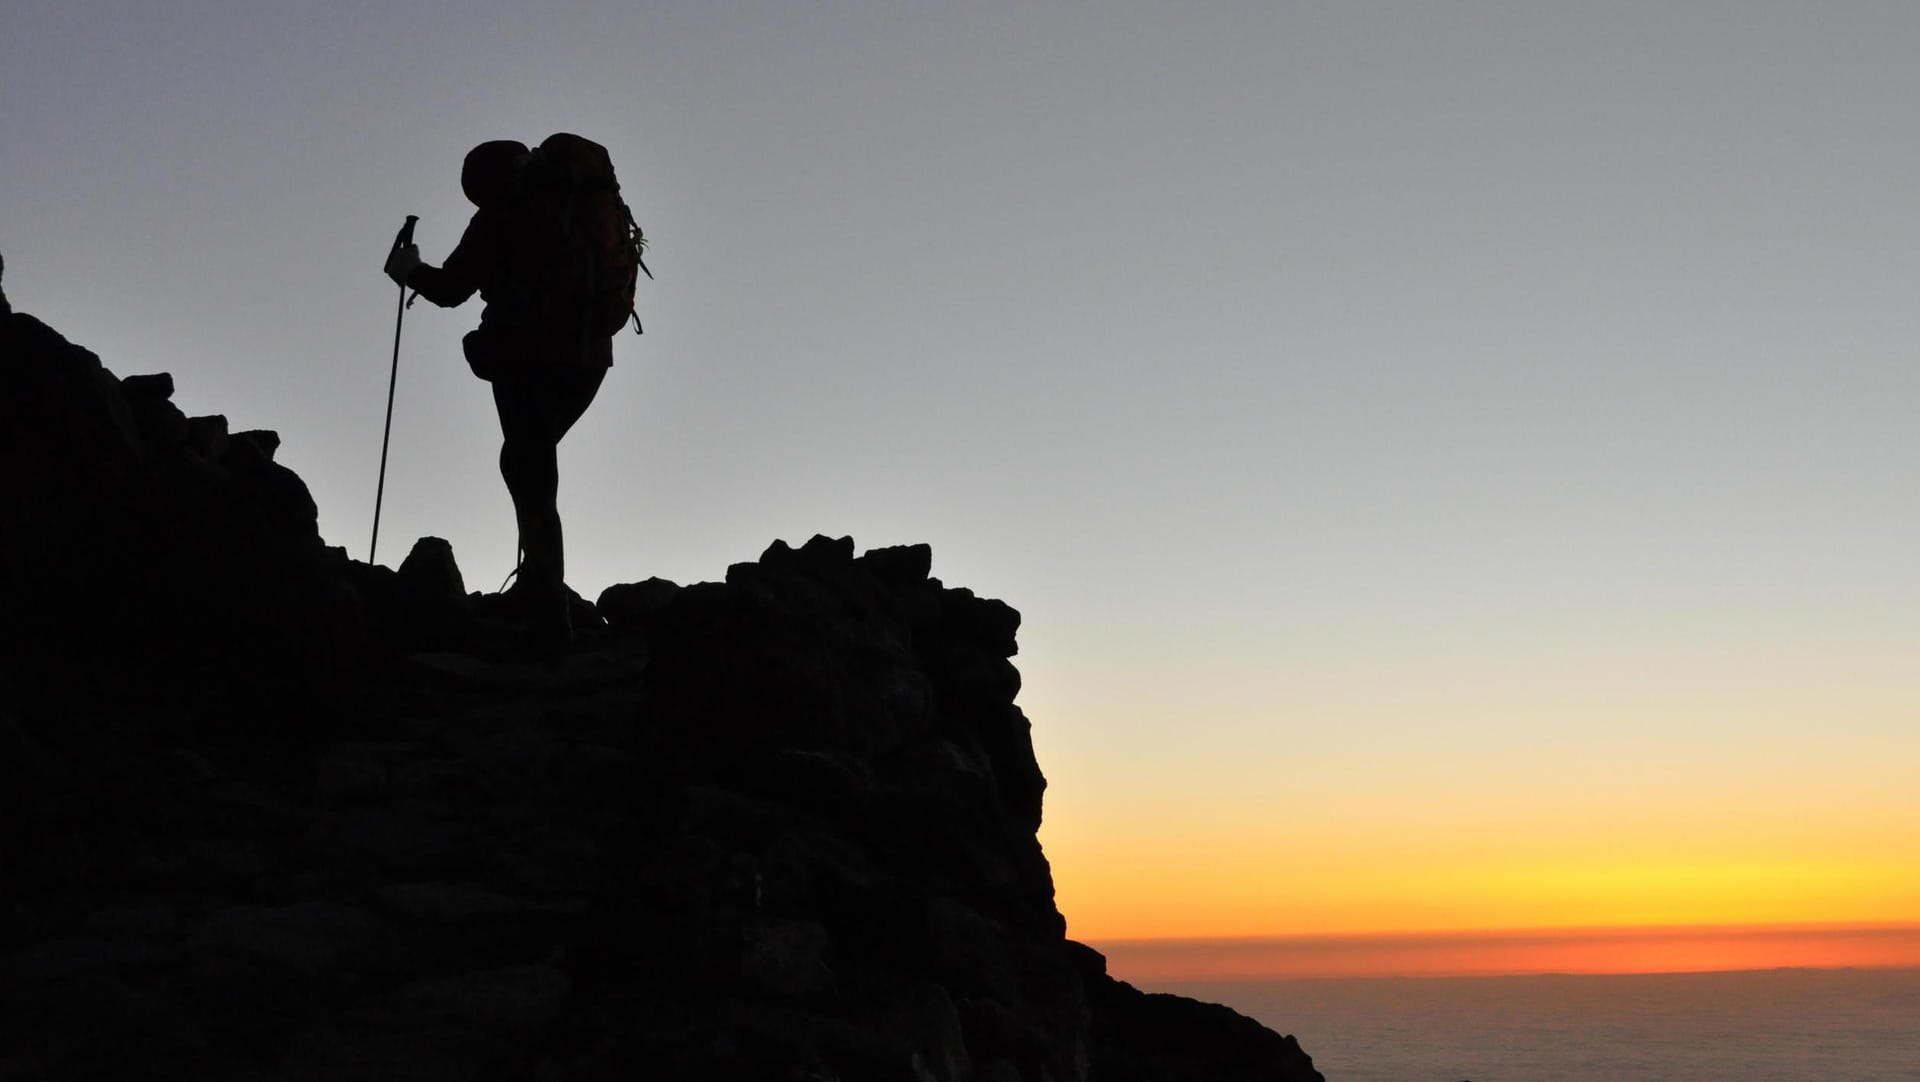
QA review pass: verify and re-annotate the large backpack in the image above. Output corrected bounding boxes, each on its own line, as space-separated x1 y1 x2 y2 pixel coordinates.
519 132 649 340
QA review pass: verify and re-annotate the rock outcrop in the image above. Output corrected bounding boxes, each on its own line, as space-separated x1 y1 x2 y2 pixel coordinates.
1 294 1322 1080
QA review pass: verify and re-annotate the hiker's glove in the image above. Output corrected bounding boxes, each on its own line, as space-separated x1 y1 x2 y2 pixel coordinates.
384 243 422 288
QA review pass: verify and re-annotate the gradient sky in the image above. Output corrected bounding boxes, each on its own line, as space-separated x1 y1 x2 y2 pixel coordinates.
7 2 1919 975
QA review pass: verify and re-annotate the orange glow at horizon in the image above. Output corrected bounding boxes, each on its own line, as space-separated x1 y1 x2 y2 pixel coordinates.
1028 642 1920 977
1037 748 1920 950
1092 923 1920 982
1047 835 1920 943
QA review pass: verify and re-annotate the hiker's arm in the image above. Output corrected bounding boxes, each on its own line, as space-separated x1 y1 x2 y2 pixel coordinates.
405 217 488 307
405 256 478 308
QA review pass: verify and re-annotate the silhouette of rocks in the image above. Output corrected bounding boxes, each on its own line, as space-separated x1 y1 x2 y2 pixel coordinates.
1 300 1322 1080
400 535 469 604
2 300 348 746
596 574 683 636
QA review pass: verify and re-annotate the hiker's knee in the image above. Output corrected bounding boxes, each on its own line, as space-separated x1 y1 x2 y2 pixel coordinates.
498 441 520 485
499 437 557 494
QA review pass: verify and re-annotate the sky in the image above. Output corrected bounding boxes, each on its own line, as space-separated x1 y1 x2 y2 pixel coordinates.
6 1 1918 978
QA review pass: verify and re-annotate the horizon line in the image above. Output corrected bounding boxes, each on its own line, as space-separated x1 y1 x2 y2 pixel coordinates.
1086 921 1920 982
1162 961 1920 984
1085 918 1920 947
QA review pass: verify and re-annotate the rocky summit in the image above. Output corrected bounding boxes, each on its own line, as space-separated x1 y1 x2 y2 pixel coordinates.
0 291 1323 1080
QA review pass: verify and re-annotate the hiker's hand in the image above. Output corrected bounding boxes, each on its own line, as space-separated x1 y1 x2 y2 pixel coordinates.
384 243 422 288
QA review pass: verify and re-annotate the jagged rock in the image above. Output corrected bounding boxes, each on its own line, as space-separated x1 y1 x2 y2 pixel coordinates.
761 532 857 572
399 535 467 604
373 882 523 919
233 427 281 459
192 902 380 971
389 963 571 1027
186 412 229 460
595 574 681 633
860 542 934 586
120 371 174 402
941 587 1022 658
1088 978 1322 1082
738 916 836 1000
0 297 1324 1082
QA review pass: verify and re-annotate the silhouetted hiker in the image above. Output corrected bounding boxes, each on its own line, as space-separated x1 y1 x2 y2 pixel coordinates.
0 250 10 316
384 135 645 639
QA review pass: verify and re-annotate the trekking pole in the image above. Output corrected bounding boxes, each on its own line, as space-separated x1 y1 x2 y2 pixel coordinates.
369 214 419 564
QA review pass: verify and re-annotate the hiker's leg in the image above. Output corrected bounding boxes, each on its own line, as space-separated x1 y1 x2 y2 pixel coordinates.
527 364 606 587
493 377 563 591
498 440 562 585
491 363 606 593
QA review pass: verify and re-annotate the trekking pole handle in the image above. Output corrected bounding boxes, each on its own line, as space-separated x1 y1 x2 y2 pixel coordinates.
390 215 421 308
391 214 419 254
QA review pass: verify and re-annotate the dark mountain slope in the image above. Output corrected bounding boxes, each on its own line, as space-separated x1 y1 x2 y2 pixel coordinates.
0 287 1322 1082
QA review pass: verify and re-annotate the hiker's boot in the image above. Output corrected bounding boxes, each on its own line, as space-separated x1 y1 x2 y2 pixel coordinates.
531 585 574 645
479 570 573 647
509 561 574 645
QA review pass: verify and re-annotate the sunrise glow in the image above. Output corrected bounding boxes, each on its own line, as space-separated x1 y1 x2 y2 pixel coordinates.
1090 924 1920 982
1038 689 1920 980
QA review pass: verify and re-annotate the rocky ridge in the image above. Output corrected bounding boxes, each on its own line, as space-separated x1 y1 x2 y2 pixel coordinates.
0 288 1323 1080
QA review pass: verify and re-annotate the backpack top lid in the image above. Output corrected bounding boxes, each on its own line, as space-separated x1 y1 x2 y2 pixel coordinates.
532 133 618 191
462 140 531 208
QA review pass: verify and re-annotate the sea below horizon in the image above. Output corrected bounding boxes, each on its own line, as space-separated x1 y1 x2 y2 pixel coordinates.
1158 966 1920 1081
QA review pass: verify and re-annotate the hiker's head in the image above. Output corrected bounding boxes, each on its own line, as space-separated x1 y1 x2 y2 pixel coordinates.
462 140 531 208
